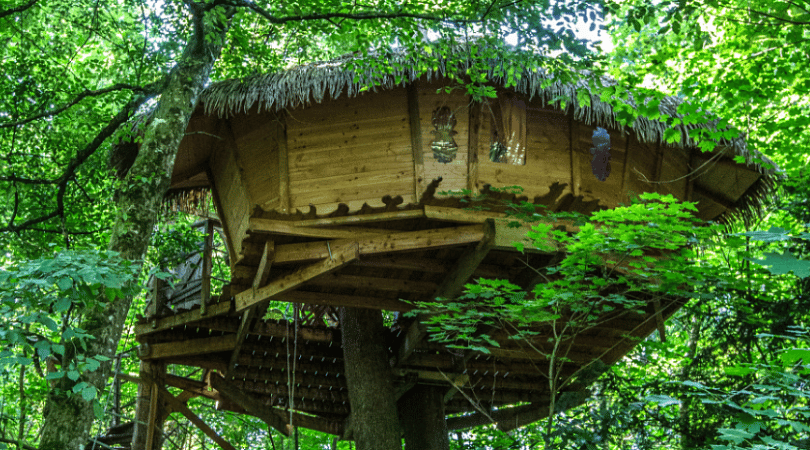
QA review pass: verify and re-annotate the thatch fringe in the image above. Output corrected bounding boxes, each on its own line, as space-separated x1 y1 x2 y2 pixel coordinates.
163 188 214 218
198 49 777 223
199 51 746 159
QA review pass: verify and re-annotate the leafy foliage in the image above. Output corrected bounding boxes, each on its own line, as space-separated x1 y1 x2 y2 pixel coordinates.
0 250 137 398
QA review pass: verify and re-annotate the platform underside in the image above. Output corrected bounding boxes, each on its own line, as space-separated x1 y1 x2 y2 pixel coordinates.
135 206 680 438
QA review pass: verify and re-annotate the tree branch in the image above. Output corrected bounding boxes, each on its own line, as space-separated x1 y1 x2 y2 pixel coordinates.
225 0 477 25
0 83 148 129
0 0 40 19
0 86 159 233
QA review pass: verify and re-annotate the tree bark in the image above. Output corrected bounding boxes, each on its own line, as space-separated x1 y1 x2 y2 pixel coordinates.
340 307 402 450
38 5 231 450
399 385 449 450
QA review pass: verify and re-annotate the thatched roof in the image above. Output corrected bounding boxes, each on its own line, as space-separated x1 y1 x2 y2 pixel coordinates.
194 49 777 222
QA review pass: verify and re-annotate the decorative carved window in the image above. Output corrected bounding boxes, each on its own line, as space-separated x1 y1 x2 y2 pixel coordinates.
489 95 526 165
590 127 611 181
430 107 458 163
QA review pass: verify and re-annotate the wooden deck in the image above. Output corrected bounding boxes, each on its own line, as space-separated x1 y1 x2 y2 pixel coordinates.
134 207 679 440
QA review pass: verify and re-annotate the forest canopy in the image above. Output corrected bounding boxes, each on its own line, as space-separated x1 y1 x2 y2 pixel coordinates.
0 0 807 449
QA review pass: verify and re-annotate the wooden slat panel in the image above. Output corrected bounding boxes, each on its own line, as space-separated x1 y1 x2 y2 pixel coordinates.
576 125 627 208
285 87 413 214
289 117 409 150
658 146 690 199
290 154 413 178
229 111 281 212
418 81 470 196
285 88 408 125
290 167 414 194
624 134 659 200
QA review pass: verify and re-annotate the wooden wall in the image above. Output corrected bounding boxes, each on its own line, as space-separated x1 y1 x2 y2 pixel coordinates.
203 82 758 256
285 88 414 214
209 120 252 264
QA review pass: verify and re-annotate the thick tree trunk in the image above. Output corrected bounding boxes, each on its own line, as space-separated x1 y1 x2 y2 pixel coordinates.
38 6 231 450
399 385 449 450
340 307 402 450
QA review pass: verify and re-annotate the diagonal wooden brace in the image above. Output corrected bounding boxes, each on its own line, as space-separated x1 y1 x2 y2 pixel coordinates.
235 242 359 313
210 373 292 437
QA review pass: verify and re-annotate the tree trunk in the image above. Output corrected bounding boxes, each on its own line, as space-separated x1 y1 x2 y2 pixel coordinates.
399 385 449 450
131 361 167 450
38 6 231 450
679 315 702 450
340 307 402 450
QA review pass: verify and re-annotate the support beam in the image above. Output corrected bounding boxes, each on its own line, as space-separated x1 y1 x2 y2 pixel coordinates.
272 224 485 264
274 290 413 311
235 242 360 312
135 300 233 336
249 219 388 239
210 373 292 436
293 209 425 227
226 241 275 376
139 334 237 360
158 387 237 450
201 220 214 316
397 220 496 364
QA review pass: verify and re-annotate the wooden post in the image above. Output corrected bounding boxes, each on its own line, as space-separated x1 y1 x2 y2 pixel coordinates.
201 220 214 316
399 385 449 450
407 82 426 200
132 361 166 450
113 354 122 426
277 113 290 214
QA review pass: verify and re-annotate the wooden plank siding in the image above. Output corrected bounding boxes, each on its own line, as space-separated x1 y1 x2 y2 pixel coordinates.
623 133 660 203
477 102 574 205
228 109 281 212
417 80 470 196
285 88 414 214
575 123 628 208
209 123 252 264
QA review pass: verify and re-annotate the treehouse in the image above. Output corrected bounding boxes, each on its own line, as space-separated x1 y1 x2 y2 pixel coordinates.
131 53 775 449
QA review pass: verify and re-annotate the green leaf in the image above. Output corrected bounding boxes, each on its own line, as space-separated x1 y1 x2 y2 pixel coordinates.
645 394 680 407
663 128 681 144
81 385 97 401
57 277 72 291
749 252 810 278
54 296 72 313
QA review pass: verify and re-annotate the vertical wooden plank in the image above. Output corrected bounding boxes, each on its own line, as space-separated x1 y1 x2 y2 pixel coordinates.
278 113 290 214
201 220 213 316
568 109 581 197
467 101 481 192
146 382 158 450
206 166 236 267
653 141 664 194
407 82 426 200
133 361 166 450
620 131 631 200
150 275 164 328
686 147 695 202
113 355 122 426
